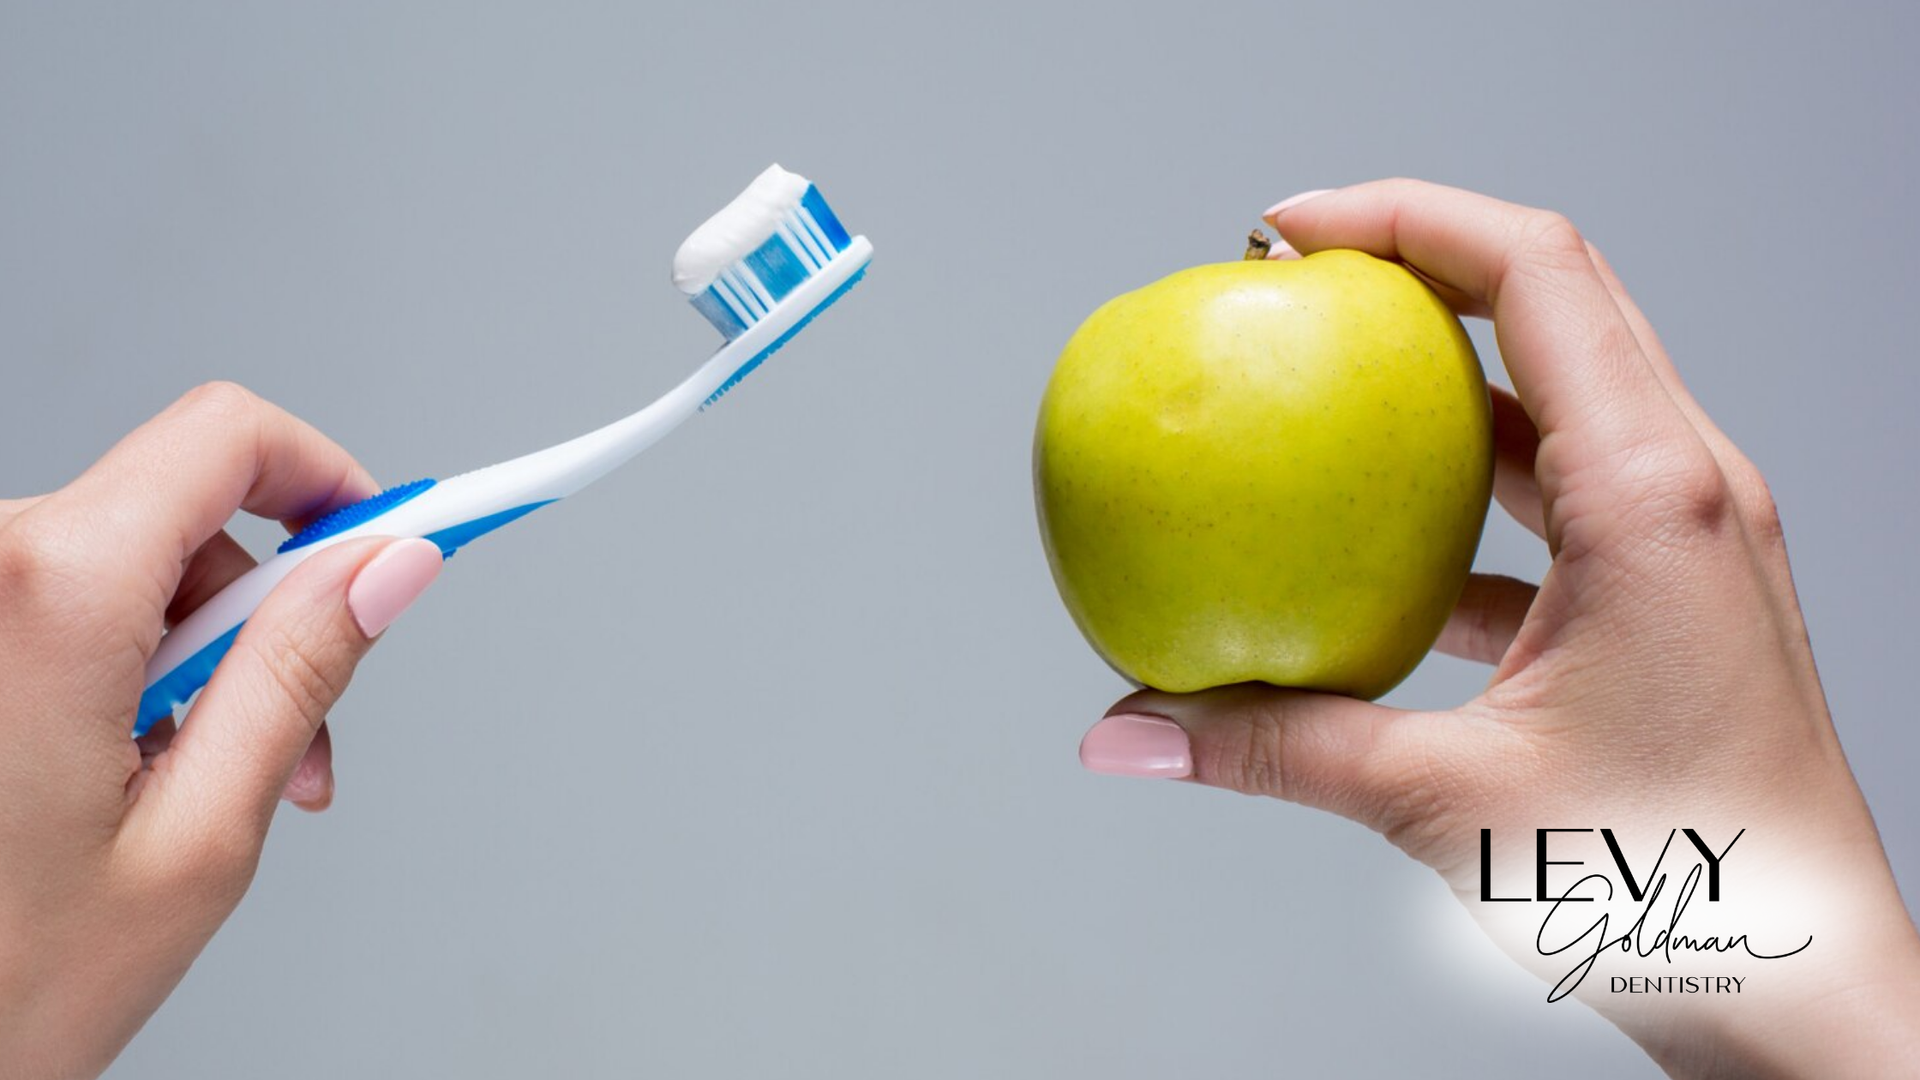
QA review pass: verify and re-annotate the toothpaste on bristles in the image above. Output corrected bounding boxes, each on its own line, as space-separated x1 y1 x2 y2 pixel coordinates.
674 164 856 341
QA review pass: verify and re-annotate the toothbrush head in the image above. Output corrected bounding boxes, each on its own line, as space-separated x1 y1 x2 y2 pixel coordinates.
672 165 872 407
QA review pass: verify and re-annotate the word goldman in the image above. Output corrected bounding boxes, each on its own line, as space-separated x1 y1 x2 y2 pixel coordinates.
1478 828 1812 1002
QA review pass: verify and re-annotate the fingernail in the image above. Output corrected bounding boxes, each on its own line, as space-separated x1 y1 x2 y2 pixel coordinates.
1262 188 1333 221
1267 238 1302 260
283 762 332 812
348 538 444 637
1080 714 1193 779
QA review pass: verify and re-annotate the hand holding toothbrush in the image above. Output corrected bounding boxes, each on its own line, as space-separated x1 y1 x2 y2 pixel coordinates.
0 382 443 1077
0 166 868 1077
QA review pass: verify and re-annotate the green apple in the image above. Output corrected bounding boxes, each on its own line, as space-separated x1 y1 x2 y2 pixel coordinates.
1034 248 1493 699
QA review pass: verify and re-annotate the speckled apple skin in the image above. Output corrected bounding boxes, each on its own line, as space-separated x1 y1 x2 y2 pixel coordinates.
1034 249 1493 699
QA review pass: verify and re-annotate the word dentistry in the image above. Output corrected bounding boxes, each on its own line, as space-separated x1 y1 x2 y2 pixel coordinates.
1476 827 1812 1002
1610 976 1747 995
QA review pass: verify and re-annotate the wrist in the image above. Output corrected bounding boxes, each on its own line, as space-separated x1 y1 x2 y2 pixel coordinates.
1627 922 1920 1079
0 935 125 1080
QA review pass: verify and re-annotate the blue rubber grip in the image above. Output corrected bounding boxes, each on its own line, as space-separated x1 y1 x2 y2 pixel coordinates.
280 478 437 553
133 478 439 736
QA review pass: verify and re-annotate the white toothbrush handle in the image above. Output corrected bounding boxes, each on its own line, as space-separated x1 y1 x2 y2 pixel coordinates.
133 313 763 736
136 232 872 736
133 325 737 735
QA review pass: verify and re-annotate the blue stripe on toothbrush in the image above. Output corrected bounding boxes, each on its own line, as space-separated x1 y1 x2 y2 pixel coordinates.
422 500 554 557
702 263 868 409
138 477 441 733
801 186 851 250
134 622 243 736
134 489 552 736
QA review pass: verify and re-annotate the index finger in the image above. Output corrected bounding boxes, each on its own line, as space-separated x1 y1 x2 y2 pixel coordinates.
1268 181 1696 451
1267 180 1718 551
41 381 377 621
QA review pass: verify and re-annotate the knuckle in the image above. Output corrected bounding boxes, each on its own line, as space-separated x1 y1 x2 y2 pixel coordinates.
1374 746 1467 854
1725 459 1785 546
1456 576 1529 663
0 512 79 595
1553 427 1759 565
1591 319 1642 368
170 382 269 462
1377 176 1431 198
1203 694 1327 804
1452 601 1494 662
0 526 47 592
1657 453 1737 536
1583 238 1616 276
177 379 261 421
1200 703 1287 798
1529 211 1587 253
1596 441 1736 544
1746 497 1786 549
1512 211 1590 273
258 626 349 729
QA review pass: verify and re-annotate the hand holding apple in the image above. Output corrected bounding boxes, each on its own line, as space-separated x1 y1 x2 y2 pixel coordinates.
1060 180 1920 1078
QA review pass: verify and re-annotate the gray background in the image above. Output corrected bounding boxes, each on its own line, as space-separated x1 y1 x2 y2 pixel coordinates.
1 2 1913 1076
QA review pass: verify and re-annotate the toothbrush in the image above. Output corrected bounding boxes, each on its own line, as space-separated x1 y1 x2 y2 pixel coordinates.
135 165 872 737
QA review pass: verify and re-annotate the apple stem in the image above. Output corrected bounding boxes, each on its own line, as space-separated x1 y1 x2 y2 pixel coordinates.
1245 229 1272 261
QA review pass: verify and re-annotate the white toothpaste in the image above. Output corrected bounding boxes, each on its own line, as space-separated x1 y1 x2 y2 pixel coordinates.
672 164 812 295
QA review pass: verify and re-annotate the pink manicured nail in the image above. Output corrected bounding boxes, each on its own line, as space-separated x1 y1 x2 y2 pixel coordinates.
1262 188 1333 221
1080 714 1193 779
348 538 444 637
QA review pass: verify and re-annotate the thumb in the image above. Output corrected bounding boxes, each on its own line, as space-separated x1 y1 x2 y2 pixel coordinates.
1081 683 1495 845
143 536 442 844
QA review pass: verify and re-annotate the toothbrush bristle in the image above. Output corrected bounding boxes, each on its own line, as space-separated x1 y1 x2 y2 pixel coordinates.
690 183 854 342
